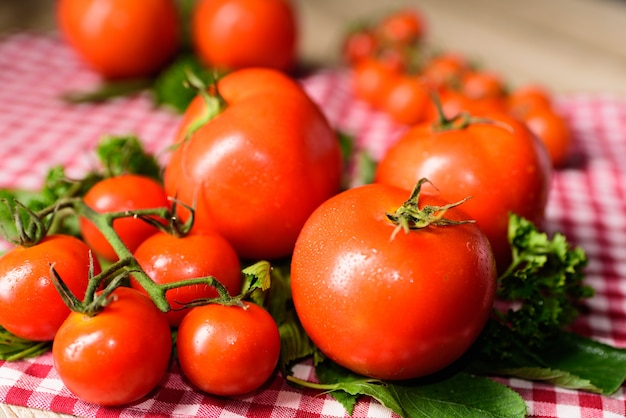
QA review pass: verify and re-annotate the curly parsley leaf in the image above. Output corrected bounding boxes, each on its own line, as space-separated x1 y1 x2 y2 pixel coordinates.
492 213 593 350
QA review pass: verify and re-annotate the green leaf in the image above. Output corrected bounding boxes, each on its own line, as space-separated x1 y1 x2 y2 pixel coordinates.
467 322 626 395
312 360 526 417
493 213 593 349
61 78 153 104
95 135 162 180
0 326 50 361
151 54 216 113
387 373 526 418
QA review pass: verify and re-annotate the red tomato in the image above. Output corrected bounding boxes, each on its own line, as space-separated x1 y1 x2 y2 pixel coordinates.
423 89 506 122
52 287 172 406
177 301 281 396
461 70 507 101
374 8 426 45
507 84 553 113
352 57 401 108
131 231 243 327
163 68 342 260
518 106 572 168
381 74 430 125
56 0 180 79
0 235 100 341
192 0 297 72
421 52 470 90
291 183 496 380
341 28 378 66
80 175 170 262
375 112 552 270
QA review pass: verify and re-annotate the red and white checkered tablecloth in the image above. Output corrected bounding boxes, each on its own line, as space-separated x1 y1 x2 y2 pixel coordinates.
1 32 626 418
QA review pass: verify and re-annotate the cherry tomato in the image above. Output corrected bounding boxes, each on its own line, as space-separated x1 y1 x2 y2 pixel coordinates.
517 105 572 168
131 231 243 327
507 84 553 113
461 70 507 101
374 8 426 46
423 89 506 122
352 57 401 108
192 0 297 72
381 74 430 125
80 175 170 262
163 68 342 260
177 301 281 396
375 112 552 271
56 0 180 79
291 183 496 380
341 27 378 66
52 287 172 406
421 52 471 90
0 235 100 341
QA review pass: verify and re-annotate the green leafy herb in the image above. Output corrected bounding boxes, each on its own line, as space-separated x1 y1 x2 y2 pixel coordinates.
61 78 153 104
489 213 593 352
290 359 527 417
151 54 217 113
95 135 162 180
466 324 626 395
0 326 50 361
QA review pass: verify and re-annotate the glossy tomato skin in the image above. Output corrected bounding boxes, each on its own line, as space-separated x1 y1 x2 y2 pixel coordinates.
80 175 170 262
52 287 172 406
192 0 297 72
375 113 552 270
163 68 343 260
177 301 281 396
0 235 100 341
131 231 243 327
291 183 497 380
56 0 179 79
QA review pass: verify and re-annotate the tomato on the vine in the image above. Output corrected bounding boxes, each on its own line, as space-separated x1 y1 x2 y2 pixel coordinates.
373 8 426 46
80 174 170 262
192 0 297 72
375 111 552 270
291 182 496 380
52 287 172 406
163 68 342 260
380 74 430 125
177 301 281 396
352 57 402 108
131 231 243 327
0 235 101 341
56 0 180 79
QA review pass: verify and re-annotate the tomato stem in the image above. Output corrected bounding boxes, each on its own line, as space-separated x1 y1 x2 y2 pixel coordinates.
386 178 474 239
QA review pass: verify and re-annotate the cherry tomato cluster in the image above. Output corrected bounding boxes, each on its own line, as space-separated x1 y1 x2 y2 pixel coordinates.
344 8 572 168
56 0 298 79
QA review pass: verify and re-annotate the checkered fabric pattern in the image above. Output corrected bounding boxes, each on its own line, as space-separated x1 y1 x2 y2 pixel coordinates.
1 32 626 418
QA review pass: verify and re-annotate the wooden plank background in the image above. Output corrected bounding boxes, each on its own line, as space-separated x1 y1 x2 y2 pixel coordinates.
1 0 626 417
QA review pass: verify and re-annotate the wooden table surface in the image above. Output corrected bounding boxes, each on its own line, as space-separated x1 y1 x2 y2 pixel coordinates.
1 0 626 417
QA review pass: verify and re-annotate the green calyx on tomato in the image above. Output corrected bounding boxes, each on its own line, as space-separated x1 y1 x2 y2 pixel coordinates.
386 177 474 238
180 69 227 141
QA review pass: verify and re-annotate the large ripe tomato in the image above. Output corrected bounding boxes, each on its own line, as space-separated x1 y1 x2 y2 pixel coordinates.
163 68 342 260
131 231 243 327
52 287 172 406
375 112 552 270
80 174 170 262
177 301 281 396
0 235 100 341
192 0 297 72
291 182 497 380
56 0 180 79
